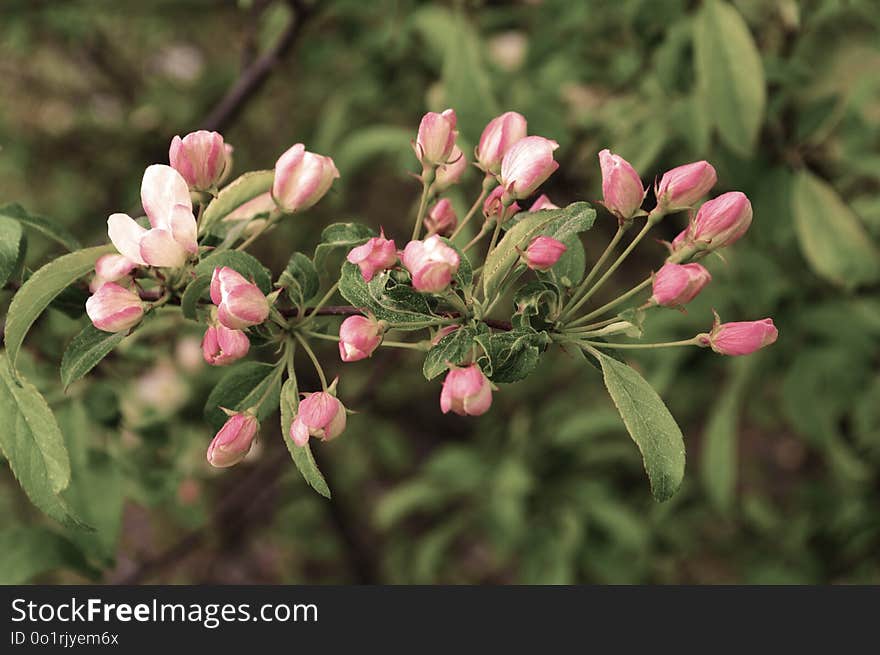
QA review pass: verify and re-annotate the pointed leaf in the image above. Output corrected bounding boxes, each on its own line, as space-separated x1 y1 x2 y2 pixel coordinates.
0 354 87 528
60 324 127 389
792 170 880 288
4 244 114 371
590 347 686 501
694 0 766 155
280 377 331 498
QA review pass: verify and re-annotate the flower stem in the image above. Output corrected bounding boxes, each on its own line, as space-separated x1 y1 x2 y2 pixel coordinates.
560 217 655 321
559 317 623 333
576 337 700 350
411 167 435 241
462 222 491 254
294 332 328 389
562 226 624 313
450 174 495 241
298 281 340 328
566 277 652 327
381 340 429 351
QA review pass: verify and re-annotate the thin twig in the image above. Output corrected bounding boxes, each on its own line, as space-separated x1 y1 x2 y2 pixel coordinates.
201 0 313 133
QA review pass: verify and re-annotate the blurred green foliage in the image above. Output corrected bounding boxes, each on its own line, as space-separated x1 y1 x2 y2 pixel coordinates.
1 0 879 584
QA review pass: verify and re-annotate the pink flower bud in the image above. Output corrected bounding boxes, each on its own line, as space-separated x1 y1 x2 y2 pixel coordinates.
529 194 559 211
290 391 347 446
169 130 228 190
476 111 528 174
207 413 258 468
338 315 384 362
401 235 460 293
210 266 269 330
684 191 753 250
86 282 144 333
201 324 250 366
655 161 717 211
483 186 521 223
522 236 567 271
346 231 398 281
499 136 559 199
599 148 644 220
701 317 778 356
90 254 136 292
433 146 467 191
650 263 711 307
272 143 340 213
424 198 458 236
107 165 197 267
440 364 493 416
414 109 458 166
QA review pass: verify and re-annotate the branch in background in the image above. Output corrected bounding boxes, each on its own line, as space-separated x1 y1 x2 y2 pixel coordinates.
200 0 312 133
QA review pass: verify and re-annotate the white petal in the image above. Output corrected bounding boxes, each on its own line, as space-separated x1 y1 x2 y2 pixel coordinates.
139 228 187 268
141 164 192 230
168 202 198 253
107 213 148 265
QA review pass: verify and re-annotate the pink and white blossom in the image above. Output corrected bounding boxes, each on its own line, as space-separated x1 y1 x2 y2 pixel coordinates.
290 390 347 446
475 111 527 174
169 130 228 190
522 236 567 271
210 266 269 330
207 413 258 468
107 164 197 268
86 282 144 333
201 324 250 366
651 263 711 307
499 136 559 199
346 231 397 281
338 315 384 362
272 143 340 213
440 364 493 416
401 235 460 293
599 149 644 220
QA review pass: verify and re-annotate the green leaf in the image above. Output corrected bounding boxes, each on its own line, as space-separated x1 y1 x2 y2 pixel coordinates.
201 170 274 233
180 275 212 321
475 328 550 384
0 354 87 528
60 324 127 389
0 202 81 251
0 214 24 288
700 358 751 513
590 347 686 502
279 377 331 498
339 261 436 328
482 202 596 301
313 222 375 274
279 252 319 307
59 402 124 562
694 0 766 156
512 281 561 330
4 244 114 371
0 527 97 584
422 325 483 380
204 362 283 430
195 250 273 294
792 170 880 288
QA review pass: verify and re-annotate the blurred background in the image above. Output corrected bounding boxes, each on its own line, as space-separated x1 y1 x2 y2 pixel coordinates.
1 0 879 584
